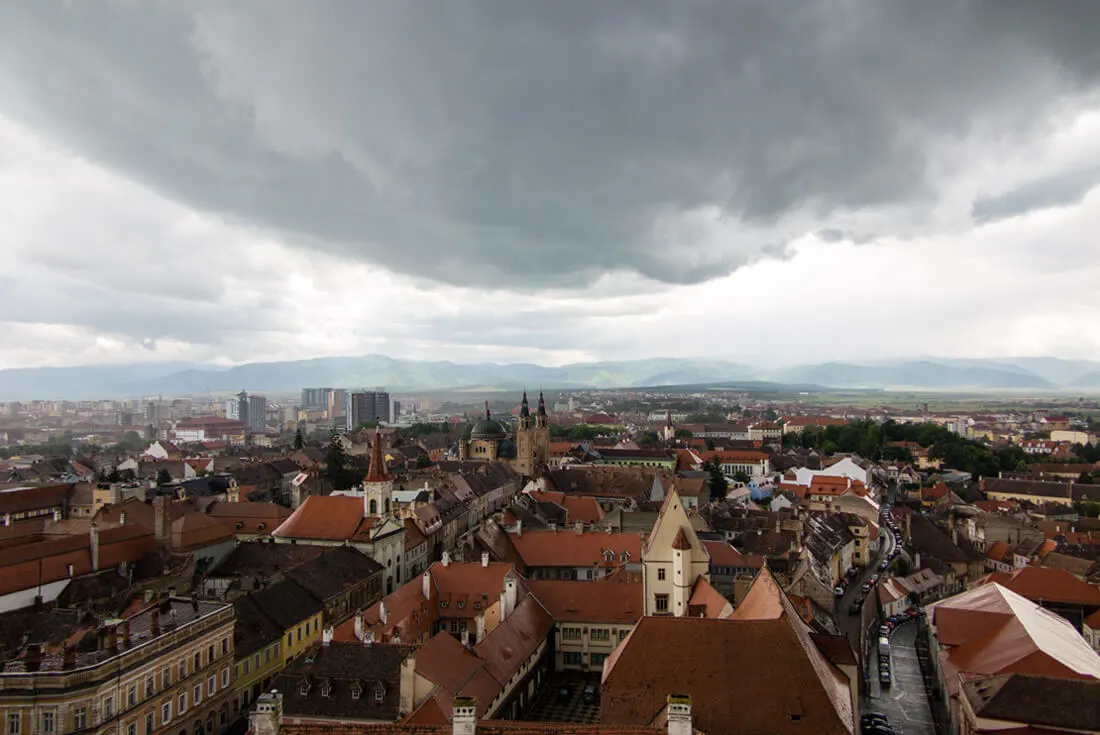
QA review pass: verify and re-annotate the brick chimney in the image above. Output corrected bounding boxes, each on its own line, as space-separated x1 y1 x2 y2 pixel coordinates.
107 627 119 655
121 620 131 648
24 644 42 672
452 697 477 735
442 551 451 567
666 694 693 735
61 645 75 670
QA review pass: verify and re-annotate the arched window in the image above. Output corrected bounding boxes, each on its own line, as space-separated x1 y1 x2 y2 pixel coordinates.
369 499 378 515
385 498 391 513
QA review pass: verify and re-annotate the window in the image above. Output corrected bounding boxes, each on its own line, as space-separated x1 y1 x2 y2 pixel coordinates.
41 712 54 734
145 713 154 734
561 627 581 641
657 567 666 581
161 702 171 725
221 637 229 656
243 659 250 675
128 684 137 707
177 692 186 715
193 652 201 671
103 695 114 718
126 723 136 735
374 685 385 704
274 642 280 658
590 628 610 642
297 627 302 643
264 648 270 663
254 653 260 669
655 594 670 613
193 684 202 706
178 660 186 680
207 644 215 662
591 653 608 666
562 652 582 666
145 675 155 698
618 629 629 640
74 709 86 730
221 668 230 689
7 713 20 735
162 668 170 689
207 675 216 696
351 685 362 700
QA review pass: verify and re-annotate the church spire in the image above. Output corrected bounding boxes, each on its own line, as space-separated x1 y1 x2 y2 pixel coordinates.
537 390 547 417
520 389 530 418
484 400 492 420
365 430 391 483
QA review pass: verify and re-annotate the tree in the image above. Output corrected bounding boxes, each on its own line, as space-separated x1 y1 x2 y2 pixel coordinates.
294 427 305 450
674 428 694 439
1078 471 1095 485
119 431 143 450
733 470 751 484
636 430 660 446
704 459 729 501
324 436 356 491
155 468 172 486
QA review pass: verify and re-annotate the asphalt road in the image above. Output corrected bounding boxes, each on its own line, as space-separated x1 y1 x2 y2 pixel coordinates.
862 622 935 735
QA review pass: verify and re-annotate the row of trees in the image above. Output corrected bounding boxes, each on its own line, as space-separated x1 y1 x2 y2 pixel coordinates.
796 420 1031 480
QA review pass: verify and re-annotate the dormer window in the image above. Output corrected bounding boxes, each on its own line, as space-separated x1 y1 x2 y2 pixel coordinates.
320 683 331 697
457 601 465 609
299 680 311 696
440 601 448 609
620 551 630 562
235 522 244 530
374 684 385 703
351 682 362 700
473 601 481 610
257 523 266 531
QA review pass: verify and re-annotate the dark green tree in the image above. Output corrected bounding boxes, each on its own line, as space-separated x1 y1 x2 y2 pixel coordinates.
674 428 694 439
155 468 172 486
324 436 356 491
733 470 751 484
636 430 660 446
704 458 729 501
119 431 143 450
294 427 305 450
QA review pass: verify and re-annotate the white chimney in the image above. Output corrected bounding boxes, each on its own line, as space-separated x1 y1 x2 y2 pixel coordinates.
461 629 470 648
322 626 334 646
354 610 365 641
515 519 522 537
481 552 489 568
379 600 389 625
119 511 127 525
442 551 451 567
666 694 693 735
89 524 101 571
452 697 477 735
499 574 517 621
422 570 433 600
250 692 284 735
52 508 62 522
574 520 583 535
475 613 486 644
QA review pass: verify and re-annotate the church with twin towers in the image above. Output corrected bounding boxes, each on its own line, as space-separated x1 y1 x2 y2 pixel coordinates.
457 389 551 477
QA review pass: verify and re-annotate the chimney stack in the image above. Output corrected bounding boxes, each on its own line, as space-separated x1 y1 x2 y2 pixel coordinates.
153 497 171 546
515 519 522 537
24 644 42 672
422 570 432 600
52 508 62 523
89 524 101 572
249 691 284 735
452 697 477 735
120 511 128 525
481 552 489 568
666 694 693 735
121 620 131 648
322 626 334 646
380 600 389 625
61 646 75 670
442 551 451 567
107 627 119 655
150 609 161 636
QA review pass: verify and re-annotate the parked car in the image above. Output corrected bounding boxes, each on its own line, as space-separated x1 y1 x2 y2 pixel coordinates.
847 567 859 579
834 586 846 597
582 683 598 704
861 713 890 728
869 574 880 584
849 599 863 615
879 668 891 686
878 560 889 571
879 625 890 636
861 582 873 593
864 723 895 735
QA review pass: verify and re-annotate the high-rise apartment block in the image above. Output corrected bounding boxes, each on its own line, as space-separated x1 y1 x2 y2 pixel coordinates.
346 391 391 430
236 392 267 434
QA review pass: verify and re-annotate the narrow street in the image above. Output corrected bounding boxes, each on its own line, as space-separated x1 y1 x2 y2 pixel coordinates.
862 623 935 735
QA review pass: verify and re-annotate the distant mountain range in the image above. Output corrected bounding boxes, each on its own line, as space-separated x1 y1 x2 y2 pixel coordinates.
3 355 1100 400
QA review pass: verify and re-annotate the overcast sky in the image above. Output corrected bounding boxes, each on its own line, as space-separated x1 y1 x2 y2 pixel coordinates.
2 1 1100 370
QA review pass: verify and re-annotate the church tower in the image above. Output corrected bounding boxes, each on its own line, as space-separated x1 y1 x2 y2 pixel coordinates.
363 430 394 517
515 389 551 477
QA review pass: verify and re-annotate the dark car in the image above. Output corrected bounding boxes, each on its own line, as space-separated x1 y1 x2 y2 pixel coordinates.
583 683 598 704
849 599 863 615
864 725 895 735
879 668 891 686
878 560 889 571
861 581 873 593
557 685 571 702
861 713 889 727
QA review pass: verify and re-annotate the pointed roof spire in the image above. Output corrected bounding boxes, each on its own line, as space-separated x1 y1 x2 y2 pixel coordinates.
537 389 547 416
520 389 530 418
666 409 673 427
365 430 392 483
484 401 491 420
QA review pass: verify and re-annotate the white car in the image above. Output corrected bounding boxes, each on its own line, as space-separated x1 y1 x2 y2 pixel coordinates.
834 586 845 597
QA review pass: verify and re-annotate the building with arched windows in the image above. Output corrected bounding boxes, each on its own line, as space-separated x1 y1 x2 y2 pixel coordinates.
458 392 550 478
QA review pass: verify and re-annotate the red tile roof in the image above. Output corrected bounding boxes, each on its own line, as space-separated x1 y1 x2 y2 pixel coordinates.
509 530 642 568
272 495 376 542
205 500 290 535
974 566 1100 607
527 579 643 624
528 491 605 524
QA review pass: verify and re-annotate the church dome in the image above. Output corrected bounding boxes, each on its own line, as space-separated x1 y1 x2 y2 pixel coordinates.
470 417 508 441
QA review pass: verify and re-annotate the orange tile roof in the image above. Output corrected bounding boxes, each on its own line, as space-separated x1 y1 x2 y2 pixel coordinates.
702 540 764 569
0 525 155 596
205 500 290 535
272 495 376 542
974 566 1100 607
509 530 642 568
687 576 731 618
528 491 605 524
527 579 643 623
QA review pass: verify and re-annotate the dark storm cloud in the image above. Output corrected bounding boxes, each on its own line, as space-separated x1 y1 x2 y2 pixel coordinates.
971 166 1100 223
1 1 1099 288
